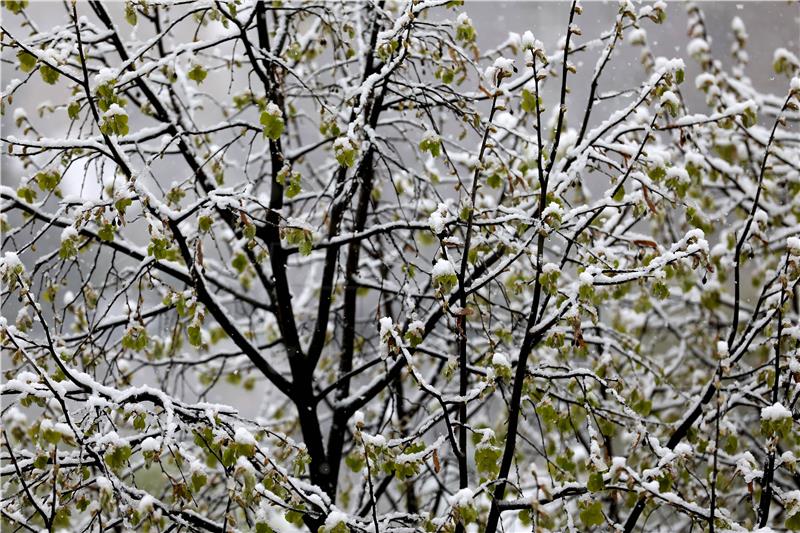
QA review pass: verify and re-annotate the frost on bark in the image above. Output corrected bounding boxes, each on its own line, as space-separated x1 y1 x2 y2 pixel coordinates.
1 1 800 532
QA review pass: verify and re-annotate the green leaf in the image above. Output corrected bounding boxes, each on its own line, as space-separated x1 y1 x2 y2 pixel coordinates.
187 324 202 347
587 472 605 492
334 139 358 168
285 227 313 256
243 222 256 240
260 110 285 140
319 118 341 137
95 83 121 112
33 453 48 469
191 471 207 492
658 473 673 492
39 63 60 85
285 510 304 527
132 413 146 431
4 0 28 15
101 113 129 136
124 2 137 25
198 215 213 233
786 513 800 530
187 64 207 85
233 92 253 110
538 403 559 426
652 281 669 300
475 444 502 477
148 236 177 261
166 186 185 206
17 50 36 72
256 523 275 533
345 452 365 473
441 67 455 85
330 522 350 533
285 178 301 198
298 238 312 256
742 107 757 128
278 167 302 197
221 445 236 467
612 185 625 202
578 283 595 301
433 272 457 294
41 426 62 445
115 197 133 216
541 270 560 296
556 453 576 474
122 327 148 351
96 222 114 242
579 500 605 527
232 252 248 273
520 88 539 114
723 435 738 454
404 329 422 348
53 507 71 529
454 503 478 526
35 169 60 191
648 166 666 182
456 21 476 43
419 135 441 158
675 68 685 85
104 444 132 473
634 398 653 417
17 186 37 203
67 101 81 120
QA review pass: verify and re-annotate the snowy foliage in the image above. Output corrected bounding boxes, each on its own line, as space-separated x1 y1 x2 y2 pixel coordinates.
1 1 799 532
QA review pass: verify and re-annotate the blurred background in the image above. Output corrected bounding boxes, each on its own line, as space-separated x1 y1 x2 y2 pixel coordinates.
3 1 798 199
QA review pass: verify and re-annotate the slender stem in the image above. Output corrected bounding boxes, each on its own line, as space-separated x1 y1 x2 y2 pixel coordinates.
709 369 721 533
455 93 499 506
484 54 548 533
363 440 381 533
758 268 787 526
